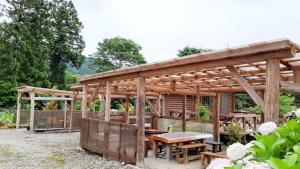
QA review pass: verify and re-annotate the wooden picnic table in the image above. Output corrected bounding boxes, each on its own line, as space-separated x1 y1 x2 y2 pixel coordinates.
150 132 213 160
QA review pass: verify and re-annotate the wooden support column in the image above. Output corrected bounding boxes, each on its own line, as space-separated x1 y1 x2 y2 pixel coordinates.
182 95 187 132
265 59 280 123
136 76 146 166
98 94 105 117
124 95 130 124
69 92 75 132
16 92 22 129
29 92 35 132
105 82 111 121
82 84 88 118
293 69 300 84
63 100 67 129
213 93 220 141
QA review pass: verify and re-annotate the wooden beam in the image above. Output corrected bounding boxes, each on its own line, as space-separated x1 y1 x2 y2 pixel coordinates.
124 95 130 124
99 94 105 117
146 86 216 96
265 59 280 123
280 81 300 94
29 92 35 132
293 69 300 84
182 95 187 132
82 84 88 118
31 97 72 101
105 82 111 121
227 66 265 113
136 76 146 165
16 92 22 129
170 80 176 91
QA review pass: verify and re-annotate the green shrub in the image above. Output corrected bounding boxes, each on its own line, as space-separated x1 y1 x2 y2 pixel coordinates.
226 123 244 145
0 112 15 128
196 104 210 121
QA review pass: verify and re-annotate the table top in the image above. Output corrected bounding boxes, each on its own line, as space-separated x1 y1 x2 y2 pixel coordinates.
150 132 213 144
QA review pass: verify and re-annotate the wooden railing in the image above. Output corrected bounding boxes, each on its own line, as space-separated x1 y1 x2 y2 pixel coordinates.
80 118 137 164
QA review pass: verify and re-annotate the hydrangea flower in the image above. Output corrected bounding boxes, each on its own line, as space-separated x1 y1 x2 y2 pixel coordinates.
243 161 270 169
226 142 247 161
295 109 300 117
257 122 277 135
206 158 232 169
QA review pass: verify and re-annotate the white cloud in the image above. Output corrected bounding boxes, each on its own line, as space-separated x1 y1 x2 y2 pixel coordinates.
72 0 300 62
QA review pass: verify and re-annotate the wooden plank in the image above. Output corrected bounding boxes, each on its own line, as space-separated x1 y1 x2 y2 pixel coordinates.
182 95 187 132
265 59 280 123
105 82 111 121
16 92 22 129
227 66 265 113
29 92 35 132
136 76 146 165
82 84 88 118
33 97 72 101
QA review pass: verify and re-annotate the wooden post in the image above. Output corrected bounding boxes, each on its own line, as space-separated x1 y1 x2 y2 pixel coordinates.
136 76 146 166
182 95 187 132
293 69 300 84
124 95 130 124
213 93 220 141
98 94 105 117
265 59 280 123
69 93 74 132
63 100 67 129
82 84 88 118
16 92 22 129
105 81 111 121
29 92 35 132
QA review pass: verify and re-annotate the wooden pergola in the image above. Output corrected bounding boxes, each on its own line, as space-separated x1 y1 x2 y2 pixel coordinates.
77 39 300 165
16 86 75 132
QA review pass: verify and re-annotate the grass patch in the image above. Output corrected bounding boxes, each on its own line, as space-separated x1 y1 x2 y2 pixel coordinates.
46 153 65 166
0 145 12 158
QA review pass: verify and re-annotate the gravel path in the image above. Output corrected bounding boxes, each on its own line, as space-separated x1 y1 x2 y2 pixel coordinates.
0 129 134 169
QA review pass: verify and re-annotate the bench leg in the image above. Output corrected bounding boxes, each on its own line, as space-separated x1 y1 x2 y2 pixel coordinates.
183 148 188 164
153 140 158 158
176 148 180 163
166 144 172 160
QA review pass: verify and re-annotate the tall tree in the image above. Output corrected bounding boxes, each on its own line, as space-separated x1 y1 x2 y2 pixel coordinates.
0 0 51 107
177 46 212 57
48 0 85 89
92 37 146 73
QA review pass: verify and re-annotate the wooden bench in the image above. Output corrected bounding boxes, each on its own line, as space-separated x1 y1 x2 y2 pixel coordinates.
201 151 227 168
205 140 223 152
176 143 208 164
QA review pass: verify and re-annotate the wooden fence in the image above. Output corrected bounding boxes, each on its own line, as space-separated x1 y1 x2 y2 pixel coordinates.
80 118 137 164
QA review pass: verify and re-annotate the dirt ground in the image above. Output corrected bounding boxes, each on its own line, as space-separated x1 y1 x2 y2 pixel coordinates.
0 129 133 169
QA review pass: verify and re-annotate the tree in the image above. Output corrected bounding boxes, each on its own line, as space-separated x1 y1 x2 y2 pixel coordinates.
177 46 212 57
48 0 85 89
92 37 146 72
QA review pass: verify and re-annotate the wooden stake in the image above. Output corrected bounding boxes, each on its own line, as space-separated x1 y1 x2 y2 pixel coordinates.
105 82 111 121
265 59 280 123
69 92 75 132
136 76 146 166
16 92 22 129
29 92 35 132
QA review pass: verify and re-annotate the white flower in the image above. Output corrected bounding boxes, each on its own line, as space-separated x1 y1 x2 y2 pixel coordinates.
226 142 247 161
206 158 232 169
244 161 271 169
245 141 256 151
257 122 277 135
295 109 300 117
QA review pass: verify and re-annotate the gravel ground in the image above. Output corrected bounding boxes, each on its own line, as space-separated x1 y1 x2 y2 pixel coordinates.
0 129 135 169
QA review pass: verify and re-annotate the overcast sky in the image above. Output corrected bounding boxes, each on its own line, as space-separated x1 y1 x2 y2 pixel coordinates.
72 0 300 63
